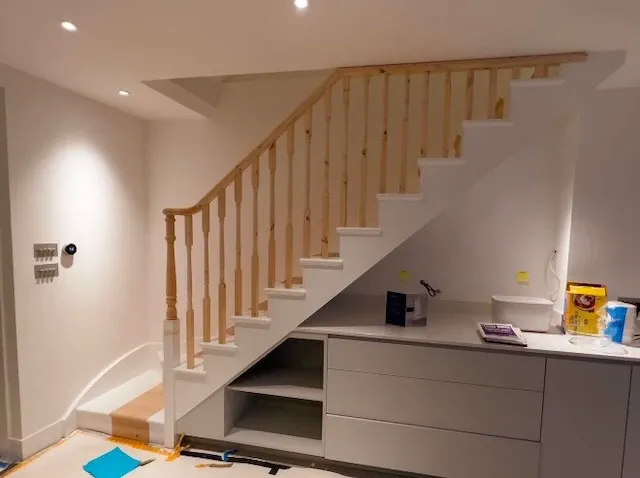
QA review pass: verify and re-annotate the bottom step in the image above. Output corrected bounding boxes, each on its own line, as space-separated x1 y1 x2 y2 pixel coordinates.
76 370 164 445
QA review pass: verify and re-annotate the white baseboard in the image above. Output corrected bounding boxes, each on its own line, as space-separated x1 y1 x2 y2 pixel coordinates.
11 342 162 459
13 420 65 459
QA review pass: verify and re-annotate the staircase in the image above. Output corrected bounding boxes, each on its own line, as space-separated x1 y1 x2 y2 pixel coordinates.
161 51 624 447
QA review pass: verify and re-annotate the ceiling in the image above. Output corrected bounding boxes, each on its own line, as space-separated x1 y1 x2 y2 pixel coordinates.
0 0 638 120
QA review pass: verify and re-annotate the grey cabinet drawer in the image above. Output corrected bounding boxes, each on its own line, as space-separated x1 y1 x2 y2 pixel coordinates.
325 414 540 478
327 369 543 440
328 337 545 391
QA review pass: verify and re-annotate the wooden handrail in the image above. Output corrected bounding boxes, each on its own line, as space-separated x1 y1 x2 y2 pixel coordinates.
338 52 587 76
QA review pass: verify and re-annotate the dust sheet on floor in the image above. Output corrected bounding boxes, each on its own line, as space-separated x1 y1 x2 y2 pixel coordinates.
6 431 347 478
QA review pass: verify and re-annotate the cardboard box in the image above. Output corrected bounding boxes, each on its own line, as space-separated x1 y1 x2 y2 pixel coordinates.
564 282 608 335
386 291 428 327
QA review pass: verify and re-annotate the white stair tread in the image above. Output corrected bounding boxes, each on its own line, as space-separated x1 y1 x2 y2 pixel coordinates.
228 368 323 402
201 341 239 354
511 78 565 87
418 158 467 167
299 257 344 269
266 287 307 298
377 194 423 201
77 370 162 414
148 409 165 425
233 316 272 328
225 428 323 457
463 119 514 127
337 227 382 236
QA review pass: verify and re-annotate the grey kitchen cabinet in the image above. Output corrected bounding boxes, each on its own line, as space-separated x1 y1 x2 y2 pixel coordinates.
623 366 640 478
540 358 631 478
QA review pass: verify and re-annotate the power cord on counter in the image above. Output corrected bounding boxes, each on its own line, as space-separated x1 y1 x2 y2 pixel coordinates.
420 280 442 297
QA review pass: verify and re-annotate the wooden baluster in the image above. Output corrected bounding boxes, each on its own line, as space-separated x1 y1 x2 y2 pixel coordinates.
466 70 475 120
533 64 545 78
202 204 211 343
234 175 242 316
512 66 522 80
165 214 177 321
185 215 195 369
443 71 452 157
379 74 390 193
399 73 410 193
285 125 295 288
251 158 260 317
421 72 430 157
494 97 505 119
321 88 332 258
340 76 350 227
217 191 227 344
359 75 370 227
451 133 461 158
303 109 312 257
268 143 277 288
488 67 498 119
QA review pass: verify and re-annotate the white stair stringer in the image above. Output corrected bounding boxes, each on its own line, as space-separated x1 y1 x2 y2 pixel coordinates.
170 51 626 445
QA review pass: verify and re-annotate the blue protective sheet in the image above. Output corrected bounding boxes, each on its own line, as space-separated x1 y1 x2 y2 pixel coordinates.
82 447 140 478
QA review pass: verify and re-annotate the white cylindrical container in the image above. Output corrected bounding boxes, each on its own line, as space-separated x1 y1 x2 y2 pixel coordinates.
491 296 553 332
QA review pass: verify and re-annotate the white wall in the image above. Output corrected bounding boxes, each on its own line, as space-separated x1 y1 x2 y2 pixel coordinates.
0 63 149 451
0 87 21 458
346 115 576 302
551 113 580 314
568 87 640 300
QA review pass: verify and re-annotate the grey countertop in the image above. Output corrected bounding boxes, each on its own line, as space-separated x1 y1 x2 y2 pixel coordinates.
297 295 640 364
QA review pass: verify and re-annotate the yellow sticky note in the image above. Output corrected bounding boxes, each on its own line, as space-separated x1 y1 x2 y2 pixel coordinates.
399 270 410 282
517 271 529 284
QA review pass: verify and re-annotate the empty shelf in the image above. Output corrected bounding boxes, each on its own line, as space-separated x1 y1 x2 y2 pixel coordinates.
225 428 323 457
225 396 323 456
228 368 323 402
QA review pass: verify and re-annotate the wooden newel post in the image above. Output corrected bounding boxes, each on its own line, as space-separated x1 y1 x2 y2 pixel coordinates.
162 214 180 448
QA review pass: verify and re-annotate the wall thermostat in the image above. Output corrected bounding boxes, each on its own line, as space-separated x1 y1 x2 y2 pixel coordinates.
63 243 77 255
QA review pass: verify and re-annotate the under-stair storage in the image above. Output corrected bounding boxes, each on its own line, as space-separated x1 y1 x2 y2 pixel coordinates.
223 336 325 456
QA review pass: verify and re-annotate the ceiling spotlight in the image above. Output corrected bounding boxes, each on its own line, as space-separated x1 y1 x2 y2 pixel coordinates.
60 21 78 32
118 90 131 97
294 0 308 9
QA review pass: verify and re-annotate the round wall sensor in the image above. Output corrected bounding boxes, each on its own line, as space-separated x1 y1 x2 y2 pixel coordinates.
63 244 77 255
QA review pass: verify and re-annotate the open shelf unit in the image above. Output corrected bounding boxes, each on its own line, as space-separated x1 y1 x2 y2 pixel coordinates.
224 336 325 456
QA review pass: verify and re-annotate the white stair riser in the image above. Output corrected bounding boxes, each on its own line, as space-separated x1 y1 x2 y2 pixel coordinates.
420 161 468 216
301 267 346 293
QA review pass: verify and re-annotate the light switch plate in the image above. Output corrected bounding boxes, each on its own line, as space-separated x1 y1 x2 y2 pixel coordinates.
33 243 58 259
34 264 59 279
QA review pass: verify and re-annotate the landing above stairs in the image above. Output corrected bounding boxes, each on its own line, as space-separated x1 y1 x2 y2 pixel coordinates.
76 370 164 445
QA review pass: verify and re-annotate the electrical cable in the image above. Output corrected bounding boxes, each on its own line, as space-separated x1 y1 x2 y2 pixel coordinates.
419 280 441 297
547 250 561 302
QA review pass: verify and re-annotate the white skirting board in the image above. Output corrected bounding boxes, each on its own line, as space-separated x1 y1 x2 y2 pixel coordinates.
10 342 162 460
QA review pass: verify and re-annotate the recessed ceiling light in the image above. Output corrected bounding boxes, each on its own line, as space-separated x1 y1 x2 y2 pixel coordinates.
118 90 131 97
60 21 78 32
294 0 308 9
